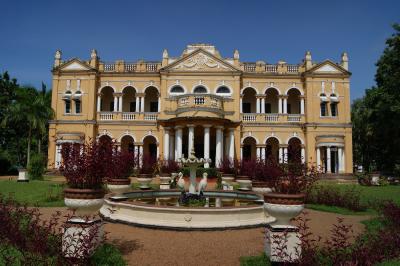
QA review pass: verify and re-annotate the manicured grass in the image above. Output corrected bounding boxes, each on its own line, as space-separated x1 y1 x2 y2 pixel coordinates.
0 180 64 207
306 203 375 215
240 253 270 266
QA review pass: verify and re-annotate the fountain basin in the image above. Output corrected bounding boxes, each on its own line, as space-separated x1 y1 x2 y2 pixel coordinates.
100 190 274 230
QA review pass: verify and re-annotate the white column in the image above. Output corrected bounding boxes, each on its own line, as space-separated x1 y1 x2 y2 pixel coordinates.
338 147 344 173
341 148 345 173
316 147 321 169
113 96 118 112
256 98 260 113
156 144 159 159
169 133 175 160
140 97 145 112
135 96 140 112
215 126 223 167
283 98 287 114
188 124 195 155
139 145 143 167
283 147 288 163
261 98 265 113
175 126 183 160
300 98 305 115
279 147 283 163
261 146 266 160
118 96 123 112
301 147 305 163
163 128 170 160
157 97 161 112
228 128 235 160
97 95 101 112
240 146 243 161
134 145 139 168
256 147 261 159
203 125 211 168
278 98 283 114
239 97 243 113
326 146 331 173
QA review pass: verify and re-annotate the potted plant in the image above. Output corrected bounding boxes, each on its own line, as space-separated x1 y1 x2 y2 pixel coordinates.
136 154 156 189
60 140 111 217
106 147 135 195
264 160 319 226
252 157 282 196
235 159 255 190
159 159 180 189
218 157 236 185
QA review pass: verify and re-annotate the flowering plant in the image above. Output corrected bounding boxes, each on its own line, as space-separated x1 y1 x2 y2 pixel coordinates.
106 147 135 179
139 154 157 175
160 159 180 175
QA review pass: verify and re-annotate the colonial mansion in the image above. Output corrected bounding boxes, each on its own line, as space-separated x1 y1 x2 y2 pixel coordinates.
48 44 353 174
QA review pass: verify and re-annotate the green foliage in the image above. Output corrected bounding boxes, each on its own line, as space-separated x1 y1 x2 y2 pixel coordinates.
28 153 45 180
0 180 64 207
91 243 126 266
240 253 270 266
352 24 400 173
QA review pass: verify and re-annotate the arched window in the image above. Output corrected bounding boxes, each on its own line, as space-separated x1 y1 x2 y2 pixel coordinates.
320 102 327 117
170 86 185 95
65 100 71 114
216 86 231 96
330 103 338 116
74 100 81 114
193 86 207 94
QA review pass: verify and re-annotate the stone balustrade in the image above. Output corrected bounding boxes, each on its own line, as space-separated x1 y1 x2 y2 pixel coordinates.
176 94 223 110
98 112 158 121
99 61 162 72
241 63 300 74
241 114 304 123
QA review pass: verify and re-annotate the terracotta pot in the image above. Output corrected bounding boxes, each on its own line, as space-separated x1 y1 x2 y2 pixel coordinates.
107 178 131 194
64 188 105 217
264 193 305 226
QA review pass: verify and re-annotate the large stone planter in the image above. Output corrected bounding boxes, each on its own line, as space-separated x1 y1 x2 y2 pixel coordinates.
107 178 131 195
17 168 29 182
252 180 272 196
264 193 304 226
64 188 105 217
137 174 153 189
221 173 235 185
236 175 252 190
159 174 171 190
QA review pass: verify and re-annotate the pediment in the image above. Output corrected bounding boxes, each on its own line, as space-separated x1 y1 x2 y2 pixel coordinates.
163 49 240 72
308 60 350 75
59 59 92 71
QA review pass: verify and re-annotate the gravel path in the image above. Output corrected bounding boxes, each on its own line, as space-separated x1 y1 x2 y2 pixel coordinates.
38 207 371 266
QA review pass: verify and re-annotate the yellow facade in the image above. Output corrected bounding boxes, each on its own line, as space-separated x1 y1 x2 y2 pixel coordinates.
48 44 353 174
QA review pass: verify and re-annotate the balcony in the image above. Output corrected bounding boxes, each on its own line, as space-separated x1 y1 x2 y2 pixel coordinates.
241 62 300 74
240 113 304 123
97 112 158 121
177 94 223 110
100 61 161 73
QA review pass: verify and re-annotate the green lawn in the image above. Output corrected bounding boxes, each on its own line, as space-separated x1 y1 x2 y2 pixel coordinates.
0 180 64 207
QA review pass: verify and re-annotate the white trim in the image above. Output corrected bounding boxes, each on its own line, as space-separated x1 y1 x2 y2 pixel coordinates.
264 136 281 144
241 86 259 94
141 133 159 143
263 86 281 95
286 136 304 145
121 85 138 94
285 87 304 96
98 131 114 139
118 133 136 143
144 85 160 94
214 85 233 97
192 85 209 94
241 135 259 145
98 85 116 94
169 84 187 95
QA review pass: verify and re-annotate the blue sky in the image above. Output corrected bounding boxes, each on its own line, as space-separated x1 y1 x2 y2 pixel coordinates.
0 0 398 100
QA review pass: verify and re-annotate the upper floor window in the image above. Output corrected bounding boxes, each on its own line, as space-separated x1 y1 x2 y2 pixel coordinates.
330 103 338 117
65 100 71 114
75 100 81 114
215 86 231 96
320 102 327 117
193 86 207 94
170 85 185 95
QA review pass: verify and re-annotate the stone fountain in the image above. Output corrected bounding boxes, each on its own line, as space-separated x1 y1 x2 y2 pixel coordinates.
178 146 211 194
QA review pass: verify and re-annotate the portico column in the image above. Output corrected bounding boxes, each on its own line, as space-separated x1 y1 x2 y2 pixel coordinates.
279 147 283 163
301 146 305 164
278 97 283 114
261 98 265 113
97 95 101 112
157 96 161 112
203 125 211 168
169 132 175 160
113 95 118 112
135 96 140 112
256 98 261 113
338 147 344 173
283 146 288 163
239 95 243 113
163 127 170 160
261 146 266 160
283 97 288 114
140 96 145 112
188 124 195 155
300 96 305 115
326 146 331 173
139 144 143 167
341 148 345 173
215 126 223 167
175 126 183 160
134 145 139 168
256 147 261 159
228 128 235 161
316 147 321 169
118 96 123 112
240 145 243 161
